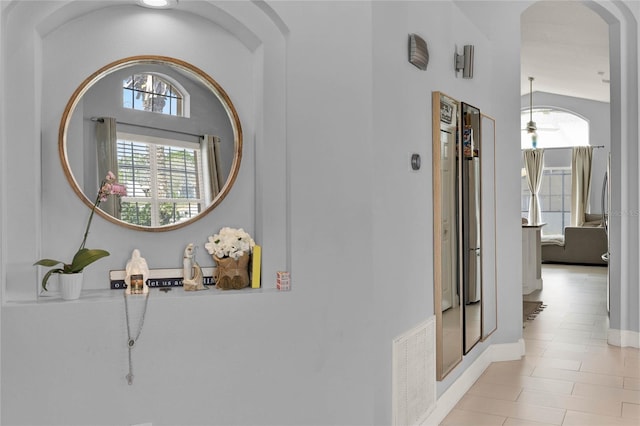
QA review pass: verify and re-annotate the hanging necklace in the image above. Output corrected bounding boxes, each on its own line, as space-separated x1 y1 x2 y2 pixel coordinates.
124 291 150 385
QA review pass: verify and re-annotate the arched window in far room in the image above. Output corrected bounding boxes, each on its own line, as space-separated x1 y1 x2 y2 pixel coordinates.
521 108 589 150
521 108 590 235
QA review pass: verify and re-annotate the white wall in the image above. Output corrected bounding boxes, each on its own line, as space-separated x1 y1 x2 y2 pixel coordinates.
1 1 374 425
0 1 523 424
1 1 638 425
370 2 514 421
0 1 4 420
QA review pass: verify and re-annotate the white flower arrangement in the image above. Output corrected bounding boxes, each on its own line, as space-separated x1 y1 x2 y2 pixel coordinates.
205 227 255 260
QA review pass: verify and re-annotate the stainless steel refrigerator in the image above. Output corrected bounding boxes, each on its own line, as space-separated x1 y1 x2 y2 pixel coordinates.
463 156 481 304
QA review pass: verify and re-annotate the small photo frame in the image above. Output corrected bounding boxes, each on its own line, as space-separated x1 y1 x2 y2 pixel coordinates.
440 101 453 124
130 274 144 294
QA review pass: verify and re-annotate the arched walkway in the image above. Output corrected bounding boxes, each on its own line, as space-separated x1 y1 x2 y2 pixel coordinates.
522 0 639 346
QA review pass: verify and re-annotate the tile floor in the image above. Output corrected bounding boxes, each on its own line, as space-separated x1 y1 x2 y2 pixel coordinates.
441 264 640 425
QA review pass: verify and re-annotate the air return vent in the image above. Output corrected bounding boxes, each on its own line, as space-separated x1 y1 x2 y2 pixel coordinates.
408 33 429 70
392 316 436 426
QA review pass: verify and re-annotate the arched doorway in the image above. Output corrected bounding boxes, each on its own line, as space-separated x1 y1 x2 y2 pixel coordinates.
521 0 639 347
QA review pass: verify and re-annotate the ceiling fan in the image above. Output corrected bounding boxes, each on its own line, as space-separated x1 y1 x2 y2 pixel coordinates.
522 77 559 135
525 76 537 134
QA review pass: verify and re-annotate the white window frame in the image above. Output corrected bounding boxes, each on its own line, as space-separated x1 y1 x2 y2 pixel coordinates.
122 72 191 118
117 132 205 227
522 167 572 236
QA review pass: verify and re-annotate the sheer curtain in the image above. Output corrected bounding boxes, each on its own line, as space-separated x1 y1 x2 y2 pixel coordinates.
571 146 594 226
523 148 545 226
95 117 120 218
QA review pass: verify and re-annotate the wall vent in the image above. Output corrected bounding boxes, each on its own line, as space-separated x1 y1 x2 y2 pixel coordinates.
392 316 436 426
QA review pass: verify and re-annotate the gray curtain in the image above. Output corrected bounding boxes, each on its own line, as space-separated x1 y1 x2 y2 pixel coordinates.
202 135 223 201
523 148 545 226
95 117 120 218
571 146 594 226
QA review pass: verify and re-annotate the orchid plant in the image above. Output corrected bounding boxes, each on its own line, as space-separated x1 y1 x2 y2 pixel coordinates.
205 227 255 260
35 171 127 291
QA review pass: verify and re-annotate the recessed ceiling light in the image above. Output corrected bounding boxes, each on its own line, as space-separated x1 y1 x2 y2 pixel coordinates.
138 0 177 9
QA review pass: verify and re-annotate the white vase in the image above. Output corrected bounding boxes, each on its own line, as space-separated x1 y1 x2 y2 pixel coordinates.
59 272 84 300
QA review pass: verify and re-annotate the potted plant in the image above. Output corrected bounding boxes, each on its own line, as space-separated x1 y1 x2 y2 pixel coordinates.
34 171 126 299
205 227 255 290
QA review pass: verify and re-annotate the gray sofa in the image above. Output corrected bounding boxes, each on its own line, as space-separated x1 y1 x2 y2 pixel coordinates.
541 214 608 266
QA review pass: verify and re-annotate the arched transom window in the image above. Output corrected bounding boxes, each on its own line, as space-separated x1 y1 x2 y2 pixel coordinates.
123 73 185 116
521 108 589 149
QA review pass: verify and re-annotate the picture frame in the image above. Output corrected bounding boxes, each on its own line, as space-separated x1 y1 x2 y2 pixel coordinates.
440 101 453 124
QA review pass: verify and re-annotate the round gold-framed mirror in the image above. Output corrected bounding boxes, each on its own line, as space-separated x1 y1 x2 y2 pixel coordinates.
59 55 243 232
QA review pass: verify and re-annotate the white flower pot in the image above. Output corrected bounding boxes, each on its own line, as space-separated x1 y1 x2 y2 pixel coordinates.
59 272 84 300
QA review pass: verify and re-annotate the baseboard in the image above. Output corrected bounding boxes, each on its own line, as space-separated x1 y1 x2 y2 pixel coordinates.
490 338 526 361
421 339 525 426
608 328 640 348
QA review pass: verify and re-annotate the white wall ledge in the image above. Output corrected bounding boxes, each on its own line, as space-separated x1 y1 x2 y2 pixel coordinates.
4 286 285 306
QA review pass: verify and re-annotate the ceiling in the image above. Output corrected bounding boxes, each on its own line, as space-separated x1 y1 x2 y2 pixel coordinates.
521 1 610 103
